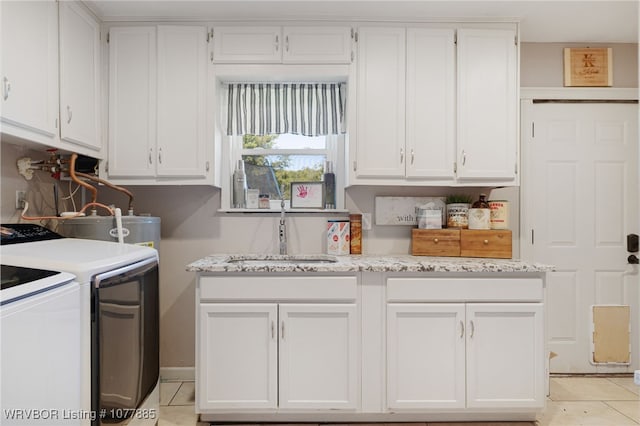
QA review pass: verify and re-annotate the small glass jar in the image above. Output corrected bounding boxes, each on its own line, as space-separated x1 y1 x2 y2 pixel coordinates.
258 194 270 209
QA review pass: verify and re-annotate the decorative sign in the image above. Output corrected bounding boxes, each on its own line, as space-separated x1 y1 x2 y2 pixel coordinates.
563 47 612 87
375 196 446 226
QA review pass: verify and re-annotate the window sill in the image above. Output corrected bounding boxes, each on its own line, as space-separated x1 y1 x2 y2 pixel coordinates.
218 208 350 214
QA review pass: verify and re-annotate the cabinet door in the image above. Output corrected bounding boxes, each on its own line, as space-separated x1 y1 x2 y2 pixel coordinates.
213 26 281 63
405 28 456 181
59 1 101 150
156 26 208 177
355 27 405 178
457 28 518 181
279 304 358 410
108 26 157 177
0 0 58 143
466 303 545 409
198 303 278 410
282 27 352 64
387 303 465 410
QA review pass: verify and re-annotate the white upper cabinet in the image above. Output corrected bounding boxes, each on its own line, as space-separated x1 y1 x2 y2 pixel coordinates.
156 25 208 177
456 29 518 182
354 27 406 178
354 26 456 183
281 27 353 64
59 1 101 151
213 26 352 64
406 28 456 180
108 26 157 178
107 25 210 183
213 26 281 63
1 0 59 145
351 25 518 186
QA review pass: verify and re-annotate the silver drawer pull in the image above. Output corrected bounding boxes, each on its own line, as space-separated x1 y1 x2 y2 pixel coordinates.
2 77 10 101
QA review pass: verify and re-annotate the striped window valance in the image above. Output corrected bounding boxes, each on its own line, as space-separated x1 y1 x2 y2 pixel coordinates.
226 83 346 136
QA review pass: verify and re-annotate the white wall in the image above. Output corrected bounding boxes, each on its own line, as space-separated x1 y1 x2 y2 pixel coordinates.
1 40 636 370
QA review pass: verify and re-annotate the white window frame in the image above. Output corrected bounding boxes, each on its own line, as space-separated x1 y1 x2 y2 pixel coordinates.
224 133 345 210
215 63 352 212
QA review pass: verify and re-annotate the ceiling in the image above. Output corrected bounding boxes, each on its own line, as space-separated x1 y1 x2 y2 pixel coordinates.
84 0 639 43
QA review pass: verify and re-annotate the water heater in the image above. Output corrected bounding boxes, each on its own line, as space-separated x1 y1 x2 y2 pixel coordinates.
58 214 161 251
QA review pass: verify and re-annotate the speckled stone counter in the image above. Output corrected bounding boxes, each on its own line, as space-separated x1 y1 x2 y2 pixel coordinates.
186 253 554 273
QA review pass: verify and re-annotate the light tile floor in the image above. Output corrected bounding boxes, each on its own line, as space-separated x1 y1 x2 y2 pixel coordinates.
159 376 640 426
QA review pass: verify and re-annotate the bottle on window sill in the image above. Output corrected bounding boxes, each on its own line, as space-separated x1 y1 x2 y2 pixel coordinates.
232 160 247 208
323 160 336 209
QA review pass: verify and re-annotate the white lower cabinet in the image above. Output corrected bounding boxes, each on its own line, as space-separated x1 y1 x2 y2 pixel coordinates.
199 303 278 409
387 302 545 411
198 300 358 411
196 273 545 421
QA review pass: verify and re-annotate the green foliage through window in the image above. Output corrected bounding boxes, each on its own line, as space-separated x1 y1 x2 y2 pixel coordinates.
242 134 325 200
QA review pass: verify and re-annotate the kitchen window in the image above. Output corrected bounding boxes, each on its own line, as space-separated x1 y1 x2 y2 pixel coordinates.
223 82 346 210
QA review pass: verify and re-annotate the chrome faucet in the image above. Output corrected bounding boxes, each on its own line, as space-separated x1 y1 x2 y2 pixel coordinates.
279 185 287 255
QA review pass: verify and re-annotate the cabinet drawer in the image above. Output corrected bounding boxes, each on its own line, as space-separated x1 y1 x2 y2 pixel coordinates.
460 229 512 259
412 229 460 256
387 277 543 302
199 275 357 301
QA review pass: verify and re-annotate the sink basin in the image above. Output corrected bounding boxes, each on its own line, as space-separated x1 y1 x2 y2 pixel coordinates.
226 255 338 264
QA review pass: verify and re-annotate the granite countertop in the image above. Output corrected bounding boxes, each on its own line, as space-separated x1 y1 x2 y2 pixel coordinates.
186 253 554 273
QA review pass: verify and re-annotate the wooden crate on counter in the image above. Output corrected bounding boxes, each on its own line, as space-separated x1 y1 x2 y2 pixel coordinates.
412 229 512 259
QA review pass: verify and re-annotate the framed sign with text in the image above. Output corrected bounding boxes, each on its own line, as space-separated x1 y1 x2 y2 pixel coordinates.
563 47 612 87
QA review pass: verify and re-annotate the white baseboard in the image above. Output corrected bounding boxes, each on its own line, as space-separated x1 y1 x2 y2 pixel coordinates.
160 367 195 382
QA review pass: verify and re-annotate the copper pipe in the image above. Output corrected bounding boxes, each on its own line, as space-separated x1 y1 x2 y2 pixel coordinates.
69 153 97 204
20 201 114 221
75 171 134 213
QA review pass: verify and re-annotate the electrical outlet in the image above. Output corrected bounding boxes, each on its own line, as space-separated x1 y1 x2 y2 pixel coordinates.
15 190 26 210
362 212 372 230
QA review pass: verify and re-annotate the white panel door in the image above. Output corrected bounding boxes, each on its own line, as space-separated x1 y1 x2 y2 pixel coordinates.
523 102 639 373
466 303 545 409
0 0 58 142
156 25 208 177
386 303 465 410
405 28 456 181
108 26 157 177
198 303 278 410
355 27 406 178
278 304 358 410
457 29 517 182
59 1 101 150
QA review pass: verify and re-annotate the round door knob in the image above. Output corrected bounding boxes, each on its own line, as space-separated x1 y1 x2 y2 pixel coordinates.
483 239 489 244
433 238 439 243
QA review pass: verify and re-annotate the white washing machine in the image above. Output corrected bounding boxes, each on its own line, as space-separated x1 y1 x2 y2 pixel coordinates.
1 265 82 425
1 224 160 426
